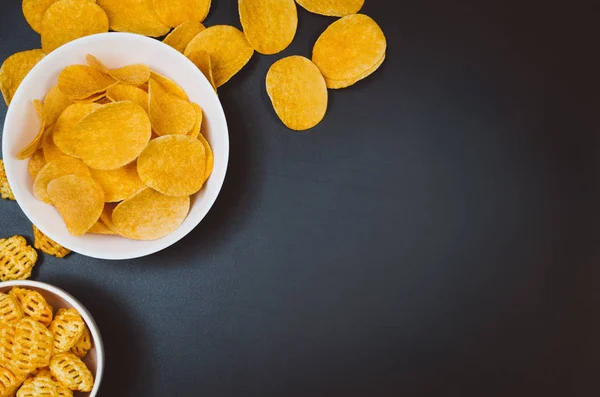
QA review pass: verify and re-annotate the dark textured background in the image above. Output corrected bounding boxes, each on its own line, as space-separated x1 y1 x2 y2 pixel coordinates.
1 1 599 396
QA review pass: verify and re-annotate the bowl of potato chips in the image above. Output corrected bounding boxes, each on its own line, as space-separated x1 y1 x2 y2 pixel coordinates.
0 280 104 396
2 33 229 260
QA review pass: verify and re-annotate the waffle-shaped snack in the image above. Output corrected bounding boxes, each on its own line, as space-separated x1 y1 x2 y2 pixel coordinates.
16 375 57 397
0 366 22 397
21 290 53 326
48 309 85 353
0 322 17 371
12 318 54 376
0 160 15 201
0 293 23 324
70 326 92 358
0 236 38 281
49 352 93 392
32 226 71 259
8 287 29 306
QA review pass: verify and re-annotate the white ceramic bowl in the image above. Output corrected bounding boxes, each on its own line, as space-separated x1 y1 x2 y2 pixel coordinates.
0 280 104 396
2 33 229 260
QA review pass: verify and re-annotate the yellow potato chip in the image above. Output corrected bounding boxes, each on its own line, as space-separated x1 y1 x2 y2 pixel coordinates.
43 86 72 126
41 0 109 53
0 293 24 324
163 21 206 53
73 101 151 170
152 0 211 27
20 290 53 326
0 50 45 106
239 0 298 55
295 0 363 16
13 317 54 375
148 78 195 136
106 83 148 112
50 352 93 392
0 236 38 282
89 162 146 202
149 71 188 100
33 157 91 204
17 100 46 160
266 55 328 130
0 159 15 200
29 150 47 181
187 103 203 138
0 366 21 397
52 103 102 157
186 50 216 91
57 65 115 100
198 133 214 183
42 126 66 162
85 55 150 85
8 287 29 306
70 326 91 358
184 25 254 87
33 225 71 258
48 308 85 353
47 175 104 236
137 135 206 196
97 0 170 37
324 52 386 89
112 188 190 240
87 220 115 235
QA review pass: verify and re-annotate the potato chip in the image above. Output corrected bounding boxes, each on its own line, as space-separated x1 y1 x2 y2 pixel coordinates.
17 100 46 160
239 0 298 55
198 133 214 183
149 71 188 100
0 322 17 370
163 21 206 53
186 50 216 91
85 55 150 85
137 135 206 196
8 287 29 306
70 326 91 358
187 103 203 138
33 157 91 204
266 55 328 130
0 160 15 200
52 103 101 157
97 0 170 37
0 50 45 106
70 93 106 104
87 220 115 235
20 290 53 326
41 0 109 53
16 376 58 397
72 101 151 170
312 14 386 81
57 65 115 100
324 52 386 89
48 308 85 353
184 25 254 87
33 225 71 258
89 162 146 202
13 317 54 375
42 126 66 162
0 366 21 397
0 236 38 282
0 293 24 324
295 0 363 16
29 150 47 181
106 84 148 112
152 0 211 27
42 86 72 126
148 79 196 136
47 175 104 236
49 352 93 392
112 188 190 240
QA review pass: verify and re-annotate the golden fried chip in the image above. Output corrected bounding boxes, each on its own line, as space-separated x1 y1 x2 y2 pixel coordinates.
17 100 46 160
13 317 54 375
106 84 148 112
112 188 190 240
16 376 59 397
43 86 72 126
324 52 386 89
47 175 104 236
266 56 327 130
89 162 145 202
73 101 151 170
312 14 386 81
153 0 211 27
0 50 45 106
239 0 297 55
148 79 196 136
33 157 90 204
99 203 119 234
48 309 85 353
8 287 29 306
49 352 93 392
41 0 109 53
163 21 206 53
0 293 24 324
184 25 254 87
137 135 206 196
20 290 53 326
33 225 71 258
0 322 17 371
295 0 363 16
186 50 216 91
29 150 47 181
149 71 188 100
52 103 102 157
42 126 66 162
0 236 37 282
0 366 21 397
70 93 106 104
70 326 91 358
97 0 170 37
85 55 150 85
198 133 214 183
87 220 115 235
0 159 15 200
57 65 115 100
187 103 203 138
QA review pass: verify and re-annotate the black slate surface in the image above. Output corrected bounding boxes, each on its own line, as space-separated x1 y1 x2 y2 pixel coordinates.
1 1 599 396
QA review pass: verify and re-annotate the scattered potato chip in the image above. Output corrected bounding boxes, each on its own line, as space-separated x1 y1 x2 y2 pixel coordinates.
50 352 93 392
97 0 170 37
0 236 38 281
85 55 150 85
8 287 29 306
13 317 54 375
312 14 386 81
153 0 211 27
70 326 91 358
106 83 148 112
266 56 328 130
20 290 53 326
0 293 24 324
43 86 72 126
57 65 115 100
137 135 206 196
52 103 102 156
42 126 66 162
198 133 214 183
28 150 47 181
186 50 216 91
41 0 109 53
33 225 71 258
239 0 298 55
187 103 203 138
73 101 151 170
48 308 85 353
295 0 363 16
0 160 15 200
17 100 46 160
324 52 386 89
47 175 104 236
87 220 115 235
112 188 190 240
184 25 254 87
89 162 146 202
163 21 206 53
33 156 90 204
149 71 188 100
0 366 21 397
23 0 60 33
0 50 45 106
148 79 196 136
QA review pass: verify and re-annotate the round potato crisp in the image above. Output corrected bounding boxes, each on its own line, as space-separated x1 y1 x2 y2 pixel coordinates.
239 0 297 55
266 56 328 131
52 103 102 156
33 156 91 204
295 0 363 17
148 79 196 136
86 55 151 86
312 14 386 81
112 188 190 240
149 71 188 100
163 21 206 53
0 49 45 106
324 53 386 89
97 0 170 37
58 65 116 100
106 84 149 112
152 0 211 27
47 175 104 236
89 162 146 202
137 135 206 196
43 85 72 126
